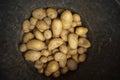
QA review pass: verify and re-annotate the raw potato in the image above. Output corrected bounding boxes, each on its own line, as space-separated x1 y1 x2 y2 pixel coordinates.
75 27 88 36
23 32 34 43
19 44 27 52
67 59 78 71
36 21 49 32
25 50 41 62
45 70 52 76
68 33 78 49
40 56 48 63
78 38 91 48
38 68 44 74
41 50 51 57
30 17 38 26
68 27 74 33
72 54 79 63
68 49 77 55
66 54 72 59
34 30 45 41
48 56 54 61
60 30 69 41
48 38 63 51
51 49 59 54
32 8 46 20
22 20 30 33
61 66 68 74
78 47 87 54
47 8 57 19
29 25 35 30
76 21 82 26
43 17 51 26
73 14 81 22
53 70 60 78
27 39 46 51
72 21 77 27
52 19 62 37
44 30 52 39
79 54 86 62
34 60 43 69
59 44 68 54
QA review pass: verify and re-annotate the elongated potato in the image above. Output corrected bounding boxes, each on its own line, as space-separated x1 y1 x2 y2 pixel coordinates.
68 33 78 49
44 30 52 39
47 8 57 19
78 38 91 48
24 50 41 62
22 20 30 33
27 39 46 51
52 19 62 37
60 30 69 41
68 49 77 55
75 27 88 36
34 30 45 41
48 38 63 51
23 32 34 43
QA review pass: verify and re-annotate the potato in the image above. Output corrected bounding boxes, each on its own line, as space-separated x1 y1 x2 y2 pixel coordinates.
48 56 54 61
48 38 63 51
38 68 44 74
29 25 35 30
40 56 48 63
43 17 51 26
47 8 57 19
68 49 77 55
78 47 87 54
19 44 27 52
66 54 72 59
34 30 45 41
41 50 51 57
72 21 77 27
73 14 81 22
22 20 30 33
61 66 68 74
23 32 34 43
24 50 41 62
53 70 60 78
78 54 86 62
30 17 38 26
72 54 79 63
34 60 43 69
32 8 46 20
59 44 68 54
36 21 49 32
68 33 78 49
45 70 51 76
76 21 82 26
75 27 88 36
51 49 59 54
61 10 73 29
78 38 91 48
68 27 74 33
52 19 62 37
67 59 78 71
44 30 52 39
60 30 69 41
27 39 46 51
47 61 59 73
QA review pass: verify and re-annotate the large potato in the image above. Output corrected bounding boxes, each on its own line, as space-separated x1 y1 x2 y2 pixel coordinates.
52 19 62 37
27 39 46 51
48 38 63 51
68 33 78 49
34 30 45 41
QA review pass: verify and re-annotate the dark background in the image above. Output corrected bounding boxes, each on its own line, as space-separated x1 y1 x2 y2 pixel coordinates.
0 0 120 80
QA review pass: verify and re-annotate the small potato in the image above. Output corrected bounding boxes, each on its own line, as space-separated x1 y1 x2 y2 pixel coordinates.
32 8 46 20
38 68 44 74
34 30 45 41
48 56 54 61
47 8 57 19
23 32 34 43
78 38 91 48
53 70 60 78
57 9 64 14
22 20 30 33
68 49 77 55
48 38 64 51
34 60 43 69
29 25 35 30
43 17 51 26
76 21 82 26
73 14 81 22
66 54 71 59
19 44 27 52
51 49 59 54
67 59 78 71
60 30 69 41
68 33 78 49
61 66 68 74
72 21 77 27
45 70 52 77
41 50 51 57
78 54 86 62
36 21 49 32
72 54 79 63
40 56 48 63
75 27 88 36
30 17 38 26
52 19 62 37
44 30 52 39
59 44 68 54
27 39 46 51
78 47 87 54
24 50 41 62
47 61 59 73
68 27 74 33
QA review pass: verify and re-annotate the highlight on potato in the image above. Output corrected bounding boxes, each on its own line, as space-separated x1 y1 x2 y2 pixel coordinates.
19 7 91 78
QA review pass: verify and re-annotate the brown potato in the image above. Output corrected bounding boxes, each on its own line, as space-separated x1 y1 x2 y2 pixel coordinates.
78 47 87 54
68 27 74 33
24 50 41 62
44 30 52 39
78 38 91 48
34 30 45 41
51 49 59 54
72 21 77 27
23 32 34 43
76 21 82 26
68 33 78 49
60 30 69 41
47 8 57 19
41 50 51 57
19 44 27 52
72 54 79 63
48 56 54 61
78 54 86 62
52 19 62 37
67 59 78 71
73 14 81 22
30 17 38 26
48 38 63 51
75 27 88 36
22 20 30 33
38 68 44 74
43 17 51 26
59 44 68 54
32 8 46 20
45 70 52 77
53 70 60 78
34 60 43 69
27 39 46 51
61 66 68 74
40 56 48 63
68 49 77 55
66 54 72 59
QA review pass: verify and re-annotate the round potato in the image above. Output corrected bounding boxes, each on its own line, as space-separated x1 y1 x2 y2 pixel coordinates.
78 47 87 54
19 44 27 52
59 44 68 54
30 17 38 26
34 60 43 69
73 14 81 22
78 54 86 62
47 8 57 19
43 17 51 26
40 56 48 63
67 59 78 71
44 30 52 39
60 30 69 41
23 32 34 43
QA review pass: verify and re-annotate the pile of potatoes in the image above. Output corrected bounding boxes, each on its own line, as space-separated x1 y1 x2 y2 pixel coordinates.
19 8 91 77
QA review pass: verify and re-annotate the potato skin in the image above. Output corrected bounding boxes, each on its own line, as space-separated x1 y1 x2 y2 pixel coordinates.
78 38 91 48
44 30 52 39
60 30 69 41
23 32 34 43
22 20 30 33
34 30 45 41
19 44 27 52
47 8 57 19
